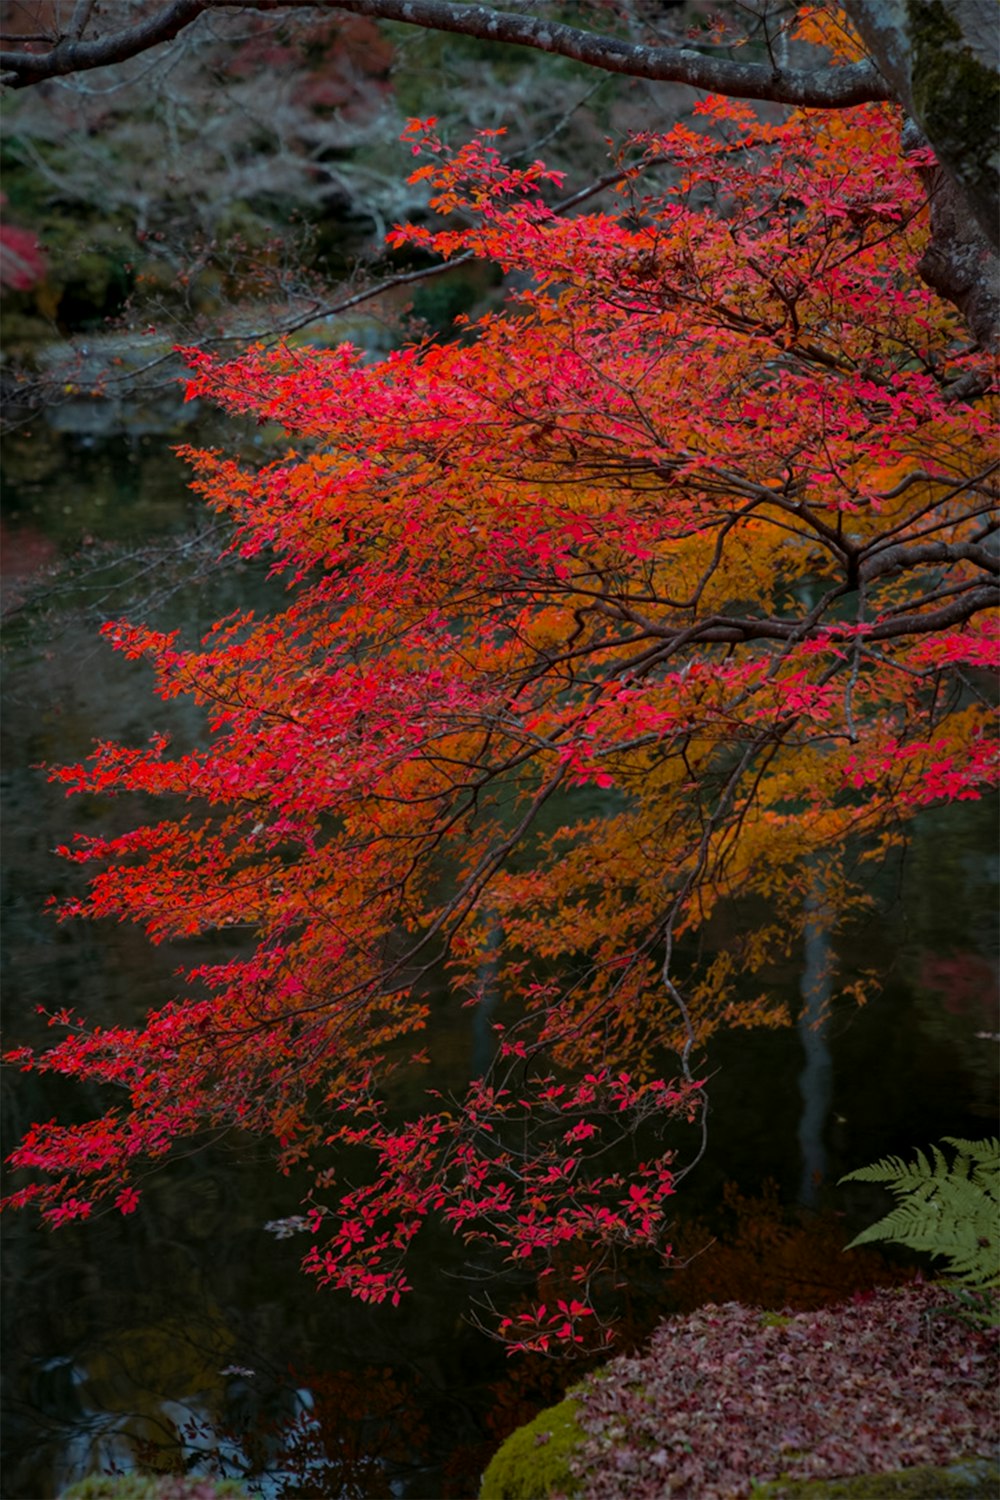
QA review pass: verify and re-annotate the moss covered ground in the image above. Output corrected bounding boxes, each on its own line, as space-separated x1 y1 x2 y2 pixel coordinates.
60 1476 248 1500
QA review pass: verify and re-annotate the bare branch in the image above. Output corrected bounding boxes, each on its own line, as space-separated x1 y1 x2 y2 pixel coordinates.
2 0 892 106
66 0 98 41
1 0 206 85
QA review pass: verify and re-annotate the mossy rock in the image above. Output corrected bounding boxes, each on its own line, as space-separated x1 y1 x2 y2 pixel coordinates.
479 1404 997 1500
751 1458 1000 1498
60 1476 249 1500
479 1395 585 1500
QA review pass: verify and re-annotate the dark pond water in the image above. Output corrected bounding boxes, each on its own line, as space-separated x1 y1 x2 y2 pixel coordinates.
2 416 997 1500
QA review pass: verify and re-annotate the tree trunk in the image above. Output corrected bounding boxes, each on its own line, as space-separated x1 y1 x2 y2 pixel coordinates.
843 0 999 249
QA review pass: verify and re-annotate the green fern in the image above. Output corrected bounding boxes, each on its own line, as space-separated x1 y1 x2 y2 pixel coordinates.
840 1136 1000 1290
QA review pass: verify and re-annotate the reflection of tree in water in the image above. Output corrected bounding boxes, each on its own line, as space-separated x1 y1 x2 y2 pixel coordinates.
2 1138 538 1497
797 889 833 1210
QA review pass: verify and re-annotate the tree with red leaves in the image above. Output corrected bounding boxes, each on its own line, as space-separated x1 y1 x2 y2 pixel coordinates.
4 50 997 1351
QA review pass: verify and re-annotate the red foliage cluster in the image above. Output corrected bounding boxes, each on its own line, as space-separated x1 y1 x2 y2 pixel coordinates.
0 195 46 290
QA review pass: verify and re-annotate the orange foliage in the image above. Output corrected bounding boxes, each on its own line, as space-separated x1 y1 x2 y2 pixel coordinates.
5 92 996 1350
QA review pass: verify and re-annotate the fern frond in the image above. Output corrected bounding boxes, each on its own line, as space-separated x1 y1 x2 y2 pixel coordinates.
842 1144 945 1191
942 1136 1000 1196
840 1137 1000 1290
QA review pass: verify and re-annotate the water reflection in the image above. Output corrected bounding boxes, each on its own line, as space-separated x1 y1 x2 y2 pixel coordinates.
2 422 997 1497
797 889 833 1209
3 1133 513 1497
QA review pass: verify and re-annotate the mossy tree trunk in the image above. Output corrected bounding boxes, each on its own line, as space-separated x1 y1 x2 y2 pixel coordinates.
843 0 998 349
843 0 997 246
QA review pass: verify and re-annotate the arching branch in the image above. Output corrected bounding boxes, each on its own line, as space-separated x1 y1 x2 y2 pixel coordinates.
0 0 207 84
1 0 891 105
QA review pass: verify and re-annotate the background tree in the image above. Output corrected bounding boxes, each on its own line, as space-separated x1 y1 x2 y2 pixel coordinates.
1 1 996 235
4 55 997 1349
0 3 689 419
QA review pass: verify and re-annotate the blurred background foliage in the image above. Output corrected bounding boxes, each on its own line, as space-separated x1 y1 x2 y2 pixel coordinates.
0 1 722 385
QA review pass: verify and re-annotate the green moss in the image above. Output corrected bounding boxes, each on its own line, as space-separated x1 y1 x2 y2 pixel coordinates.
908 0 1000 210
751 1457 1000 1498
60 1478 248 1499
479 1396 585 1500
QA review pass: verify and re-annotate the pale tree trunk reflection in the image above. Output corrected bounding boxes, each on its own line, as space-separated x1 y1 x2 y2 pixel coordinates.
798 884 833 1207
